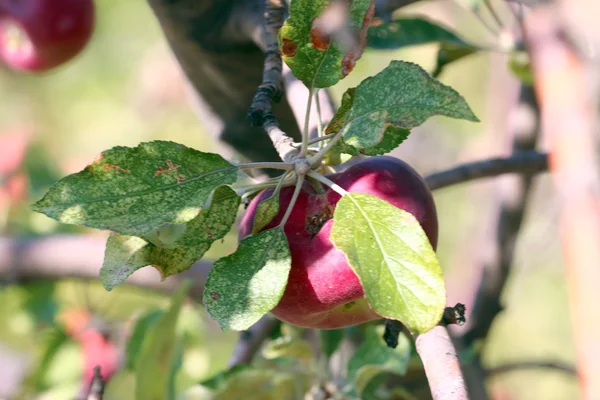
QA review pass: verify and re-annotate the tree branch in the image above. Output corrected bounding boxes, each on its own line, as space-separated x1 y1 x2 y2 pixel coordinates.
415 325 469 400
525 4 600 399
425 150 547 190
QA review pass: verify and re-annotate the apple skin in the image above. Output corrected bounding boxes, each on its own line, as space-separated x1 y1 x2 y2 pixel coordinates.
240 156 438 329
0 0 94 72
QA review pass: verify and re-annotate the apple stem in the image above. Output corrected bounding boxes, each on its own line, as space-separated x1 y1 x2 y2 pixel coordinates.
308 129 345 168
279 174 306 227
306 171 348 197
300 88 315 158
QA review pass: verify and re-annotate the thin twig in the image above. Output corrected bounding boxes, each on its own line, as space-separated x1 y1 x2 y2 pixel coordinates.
228 315 279 368
247 0 286 127
85 366 104 400
484 0 506 30
425 150 547 190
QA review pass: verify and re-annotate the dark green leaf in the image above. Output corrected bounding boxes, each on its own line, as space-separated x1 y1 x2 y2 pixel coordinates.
320 329 345 358
279 0 374 88
367 17 471 50
100 233 210 291
331 193 446 334
433 43 478 78
335 61 478 151
32 141 238 236
346 325 411 397
204 228 291 331
135 281 190 400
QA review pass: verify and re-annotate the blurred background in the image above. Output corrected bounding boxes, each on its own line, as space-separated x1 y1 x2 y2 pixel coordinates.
0 0 576 399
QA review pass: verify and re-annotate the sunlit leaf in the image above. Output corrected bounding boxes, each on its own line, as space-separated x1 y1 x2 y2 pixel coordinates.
135 281 190 400
204 228 291 331
279 0 374 88
32 141 238 236
331 193 446 334
330 61 478 152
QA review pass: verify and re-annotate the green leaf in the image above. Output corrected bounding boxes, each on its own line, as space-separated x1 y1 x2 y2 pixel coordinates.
262 336 314 361
100 233 210 290
146 186 241 248
509 50 534 86
367 17 472 50
346 325 411 397
31 141 238 237
204 227 291 331
279 0 374 88
212 368 311 400
135 281 190 400
433 43 477 78
334 60 478 151
125 310 163 370
252 189 280 235
320 329 345 358
330 193 446 334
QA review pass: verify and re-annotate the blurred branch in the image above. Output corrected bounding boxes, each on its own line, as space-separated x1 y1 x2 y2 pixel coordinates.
425 150 547 190
485 360 577 377
85 366 104 400
415 325 469 400
227 315 279 368
461 86 540 347
0 235 211 298
525 3 600 399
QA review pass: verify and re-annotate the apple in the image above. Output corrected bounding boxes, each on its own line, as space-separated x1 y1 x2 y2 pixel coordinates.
240 156 438 329
0 0 94 72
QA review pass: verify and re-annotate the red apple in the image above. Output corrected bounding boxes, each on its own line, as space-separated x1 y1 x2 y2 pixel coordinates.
240 156 438 329
0 0 94 72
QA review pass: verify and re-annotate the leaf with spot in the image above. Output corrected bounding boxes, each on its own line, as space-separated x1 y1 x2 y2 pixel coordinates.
327 88 410 156
367 17 473 50
146 186 241 248
31 141 238 237
328 60 478 152
100 233 210 291
279 0 374 88
135 281 190 400
204 227 291 331
330 193 446 334
346 325 411 398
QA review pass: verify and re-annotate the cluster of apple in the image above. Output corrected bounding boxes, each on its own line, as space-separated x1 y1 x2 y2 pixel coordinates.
0 0 94 72
241 156 438 329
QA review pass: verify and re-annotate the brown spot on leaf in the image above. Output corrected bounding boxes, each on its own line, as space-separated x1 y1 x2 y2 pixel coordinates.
310 23 330 51
210 292 220 301
102 164 131 174
155 159 185 183
281 38 297 57
340 0 375 77
306 204 334 237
